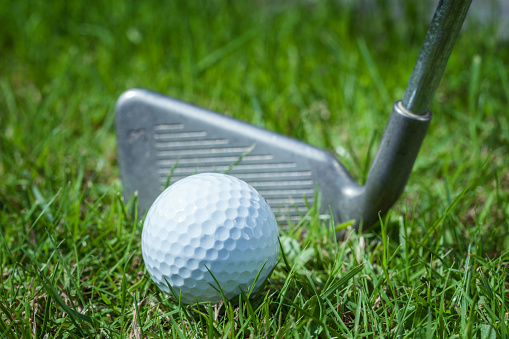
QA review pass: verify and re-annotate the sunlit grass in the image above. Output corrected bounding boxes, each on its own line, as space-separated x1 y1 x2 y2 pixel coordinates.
1 0 508 337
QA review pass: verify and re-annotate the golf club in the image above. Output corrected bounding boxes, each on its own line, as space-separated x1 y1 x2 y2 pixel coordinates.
116 0 471 228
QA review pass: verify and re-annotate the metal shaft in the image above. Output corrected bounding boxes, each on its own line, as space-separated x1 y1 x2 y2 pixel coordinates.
348 0 472 227
402 0 472 115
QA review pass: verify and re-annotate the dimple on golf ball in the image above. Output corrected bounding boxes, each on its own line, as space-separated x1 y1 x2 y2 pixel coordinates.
141 173 279 304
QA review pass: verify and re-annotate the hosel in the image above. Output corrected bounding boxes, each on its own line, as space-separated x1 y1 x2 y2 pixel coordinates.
356 101 431 227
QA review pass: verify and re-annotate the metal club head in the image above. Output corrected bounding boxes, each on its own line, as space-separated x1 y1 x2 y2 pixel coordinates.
116 88 357 225
116 0 471 229
116 91 429 227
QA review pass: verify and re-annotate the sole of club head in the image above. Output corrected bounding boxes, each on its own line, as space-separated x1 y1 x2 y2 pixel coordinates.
116 88 359 226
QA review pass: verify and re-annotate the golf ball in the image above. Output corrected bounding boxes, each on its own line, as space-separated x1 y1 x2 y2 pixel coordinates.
141 173 279 304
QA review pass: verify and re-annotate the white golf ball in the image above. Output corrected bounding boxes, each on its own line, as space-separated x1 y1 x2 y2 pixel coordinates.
141 173 279 304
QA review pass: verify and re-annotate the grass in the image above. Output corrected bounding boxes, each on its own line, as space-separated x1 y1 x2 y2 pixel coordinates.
1 0 508 337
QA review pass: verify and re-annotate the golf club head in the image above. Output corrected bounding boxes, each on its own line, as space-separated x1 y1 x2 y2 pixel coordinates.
116 0 471 229
116 88 359 225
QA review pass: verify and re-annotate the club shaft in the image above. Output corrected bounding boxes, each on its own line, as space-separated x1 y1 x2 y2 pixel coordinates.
402 0 472 115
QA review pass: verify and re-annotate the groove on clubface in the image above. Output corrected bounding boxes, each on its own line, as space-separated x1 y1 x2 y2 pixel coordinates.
153 123 316 224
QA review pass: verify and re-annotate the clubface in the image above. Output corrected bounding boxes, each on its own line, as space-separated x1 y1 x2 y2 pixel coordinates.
116 88 358 225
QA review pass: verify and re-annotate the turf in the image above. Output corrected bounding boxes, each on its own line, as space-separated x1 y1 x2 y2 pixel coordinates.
1 0 508 337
